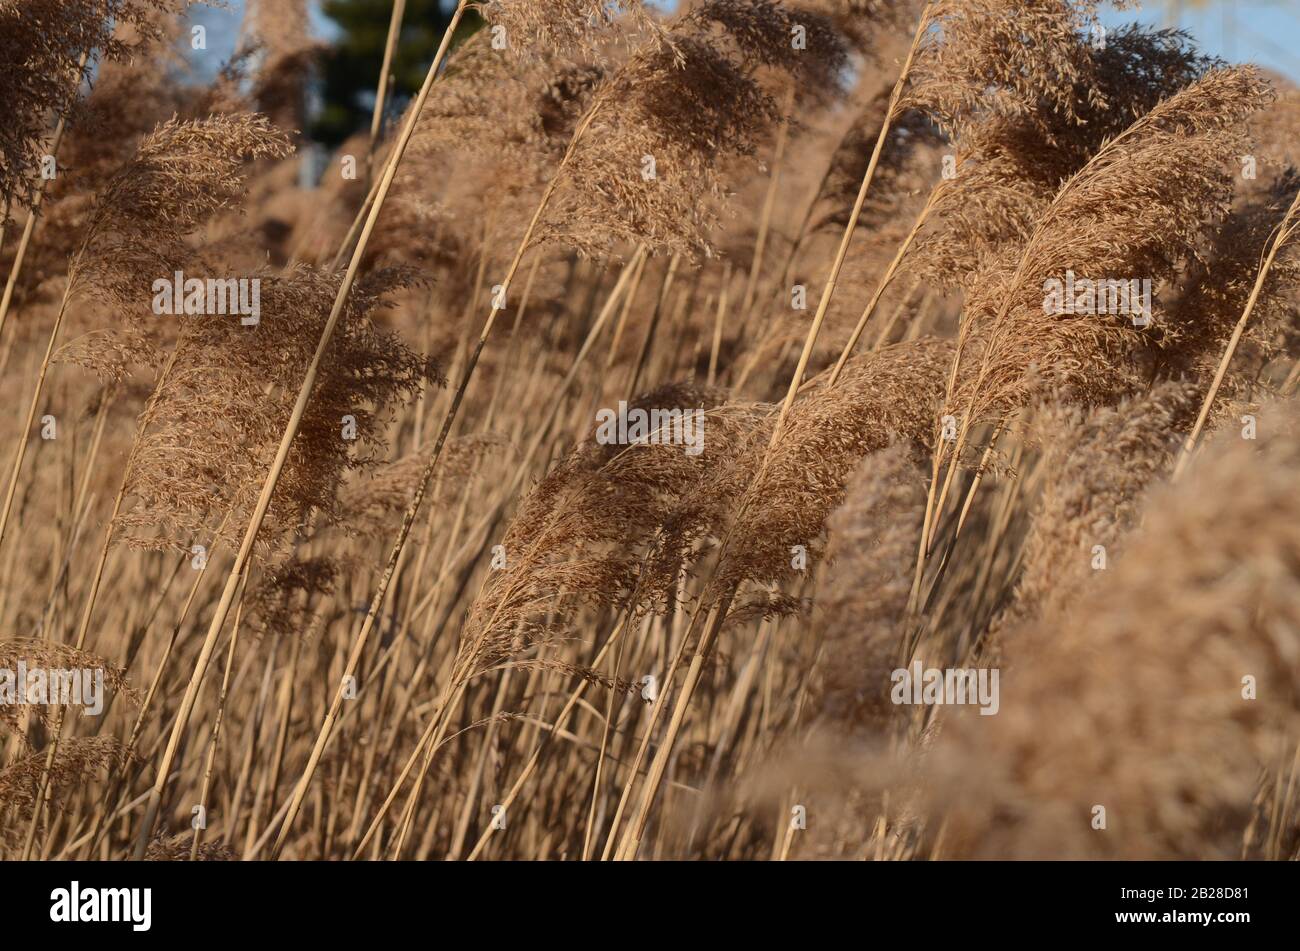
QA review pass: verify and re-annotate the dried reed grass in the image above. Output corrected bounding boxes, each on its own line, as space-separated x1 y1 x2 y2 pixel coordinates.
0 0 1296 867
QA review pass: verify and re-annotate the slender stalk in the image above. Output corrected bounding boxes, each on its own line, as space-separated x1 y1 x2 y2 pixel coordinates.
627 253 680 397
611 4 936 856
0 279 77 553
132 0 473 860
189 571 250 860
826 189 937 386
270 239 643 855
365 0 408 192
738 89 795 319
768 6 930 442
1173 190 1300 480
707 263 731 386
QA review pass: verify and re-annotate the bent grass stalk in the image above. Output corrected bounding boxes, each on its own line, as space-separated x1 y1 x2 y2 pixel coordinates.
613 3 935 858
0 265 84 555
132 0 473 860
270 241 643 855
826 188 938 386
189 569 250 860
365 0 408 192
1173 188 1300 480
902 77 1233 613
738 88 795 319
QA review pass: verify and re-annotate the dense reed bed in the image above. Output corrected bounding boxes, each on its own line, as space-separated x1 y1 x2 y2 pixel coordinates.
0 0 1298 861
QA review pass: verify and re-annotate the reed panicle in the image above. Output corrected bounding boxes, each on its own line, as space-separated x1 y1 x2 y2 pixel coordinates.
714 337 950 594
72 114 292 306
338 434 505 539
477 0 659 59
114 267 441 553
1161 172 1300 405
241 0 321 129
0 640 136 740
791 0 915 55
236 555 337 644
905 0 1107 139
459 381 734 675
1 737 133 833
951 67 1273 429
912 24 1211 288
0 0 176 215
543 0 847 257
144 832 236 861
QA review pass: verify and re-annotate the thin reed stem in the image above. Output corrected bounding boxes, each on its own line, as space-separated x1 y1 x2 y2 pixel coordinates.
1174 189 1300 479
